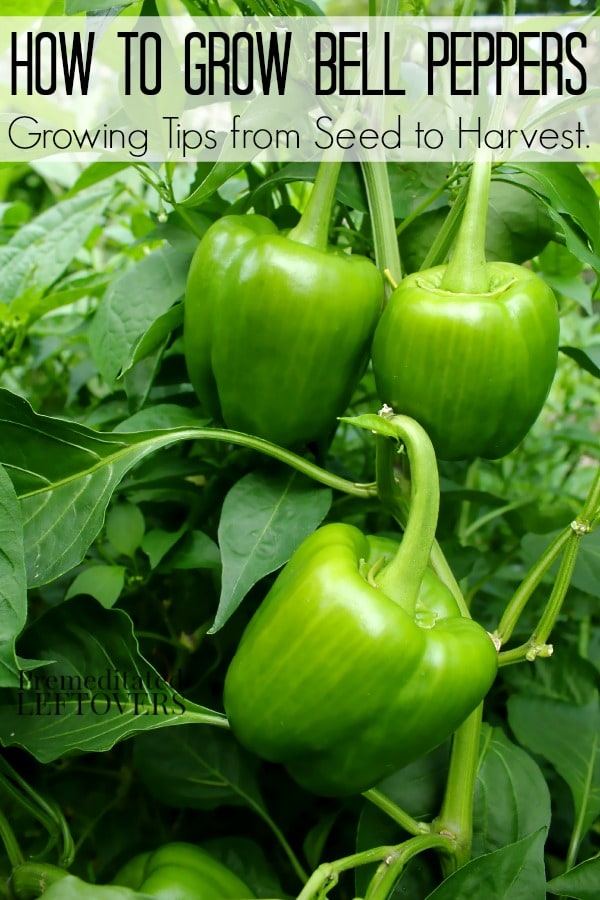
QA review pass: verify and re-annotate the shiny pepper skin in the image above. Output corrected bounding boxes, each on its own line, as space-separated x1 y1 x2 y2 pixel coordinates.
224 523 498 797
112 843 255 900
372 263 559 460
184 214 383 449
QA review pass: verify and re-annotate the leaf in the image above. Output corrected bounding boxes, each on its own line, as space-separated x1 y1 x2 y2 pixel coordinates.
0 182 114 306
105 502 145 558
88 243 193 385
472 726 551 857
497 163 600 270
133 726 263 810
211 470 331 632
0 465 27 688
508 694 600 851
0 389 205 587
547 854 600 899
424 829 547 899
65 565 127 609
560 346 600 380
340 413 400 439
166 531 220 571
141 526 186 570
0 389 325 589
180 162 248 208
0 598 226 763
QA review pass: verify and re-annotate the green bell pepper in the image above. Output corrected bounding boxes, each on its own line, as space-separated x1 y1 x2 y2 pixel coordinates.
184 162 383 448
8 845 254 900
372 157 559 461
113 843 255 900
224 416 498 797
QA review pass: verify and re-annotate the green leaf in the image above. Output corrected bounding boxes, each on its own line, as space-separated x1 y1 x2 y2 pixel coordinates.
141 526 186 570
424 829 547 899
508 694 600 851
65 565 127 609
560 346 600 380
163 530 220 571
133 726 262 810
473 726 551 857
499 163 600 270
211 470 332 632
340 413 399 439
0 465 27 688
88 244 193 385
0 182 114 307
547 854 600 899
0 598 226 763
105 502 145 558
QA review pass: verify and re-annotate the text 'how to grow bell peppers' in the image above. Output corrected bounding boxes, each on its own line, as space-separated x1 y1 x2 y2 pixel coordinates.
184 161 383 449
224 416 498 797
372 156 559 461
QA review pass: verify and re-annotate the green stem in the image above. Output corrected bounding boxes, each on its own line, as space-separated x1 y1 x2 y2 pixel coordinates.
363 789 430 837
8 863 68 900
365 834 455 900
420 175 469 270
296 845 396 900
0 809 24 869
0 758 74 868
441 154 491 294
288 161 343 251
359 159 402 290
495 528 570 646
375 413 440 606
434 704 484 874
429 540 470 618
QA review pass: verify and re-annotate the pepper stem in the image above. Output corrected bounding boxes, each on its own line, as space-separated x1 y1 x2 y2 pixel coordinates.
375 412 440 608
287 160 343 252
440 151 491 294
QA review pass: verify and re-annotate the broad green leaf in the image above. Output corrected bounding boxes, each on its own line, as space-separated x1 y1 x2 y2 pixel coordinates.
0 598 226 763
424 829 547 899
472 726 551 857
0 466 27 688
113 404 206 432
211 470 332 632
133 726 262 810
547 854 600 899
0 182 114 307
560 346 600 380
0 389 327 588
65 565 127 609
497 163 600 270
508 694 600 854
105 502 145 558
180 162 248 208
88 243 193 385
121 303 184 378
141 526 186 570
165 531 220 571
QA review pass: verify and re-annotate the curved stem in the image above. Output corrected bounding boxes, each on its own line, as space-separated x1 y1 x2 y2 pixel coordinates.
296 845 395 900
0 809 24 869
441 153 491 294
363 789 430 837
365 833 455 900
288 161 343 251
375 413 440 606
